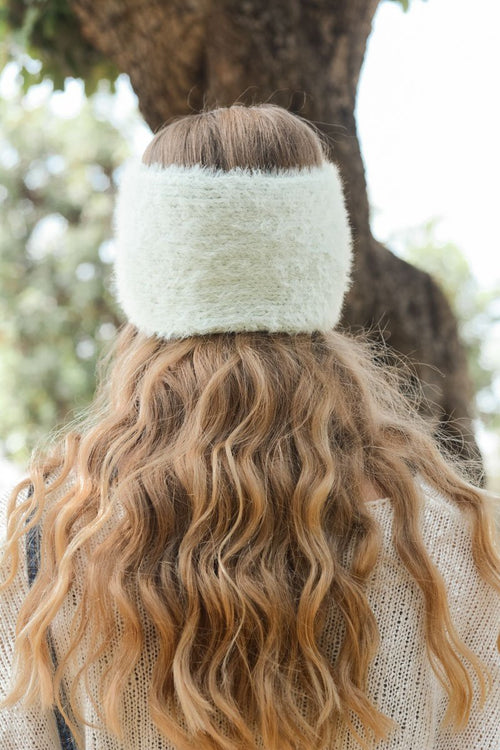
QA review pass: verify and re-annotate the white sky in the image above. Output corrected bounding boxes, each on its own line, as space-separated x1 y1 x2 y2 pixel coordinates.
357 0 500 286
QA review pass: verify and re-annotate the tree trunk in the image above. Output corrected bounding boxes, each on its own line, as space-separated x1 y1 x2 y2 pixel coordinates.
69 0 483 478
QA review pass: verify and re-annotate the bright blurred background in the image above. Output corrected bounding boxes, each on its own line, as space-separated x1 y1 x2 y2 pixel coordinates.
1 0 499 498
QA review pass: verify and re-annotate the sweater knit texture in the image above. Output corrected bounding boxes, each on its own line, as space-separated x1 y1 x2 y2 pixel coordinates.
111 160 353 339
1 480 499 749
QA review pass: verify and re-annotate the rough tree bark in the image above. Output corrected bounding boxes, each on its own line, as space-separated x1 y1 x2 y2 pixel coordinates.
69 0 482 477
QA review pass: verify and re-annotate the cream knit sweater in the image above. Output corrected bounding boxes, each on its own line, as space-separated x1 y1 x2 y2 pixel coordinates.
1 480 499 749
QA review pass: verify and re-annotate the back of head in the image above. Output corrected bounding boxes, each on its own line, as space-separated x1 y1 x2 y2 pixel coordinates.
1 104 499 750
112 103 351 340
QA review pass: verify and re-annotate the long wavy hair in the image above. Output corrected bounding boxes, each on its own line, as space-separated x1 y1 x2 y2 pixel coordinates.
1 103 499 750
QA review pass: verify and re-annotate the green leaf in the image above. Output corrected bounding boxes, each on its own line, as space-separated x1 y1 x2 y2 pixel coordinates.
0 0 120 93
387 0 411 11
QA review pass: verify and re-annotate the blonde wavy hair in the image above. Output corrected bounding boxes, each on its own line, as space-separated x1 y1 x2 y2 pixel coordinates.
1 104 499 750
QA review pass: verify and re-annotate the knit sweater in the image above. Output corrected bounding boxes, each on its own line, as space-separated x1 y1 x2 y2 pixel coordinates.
1 480 499 749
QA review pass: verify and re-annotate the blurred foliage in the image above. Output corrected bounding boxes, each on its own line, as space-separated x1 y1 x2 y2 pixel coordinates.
398 220 500 432
0 85 129 464
0 0 119 94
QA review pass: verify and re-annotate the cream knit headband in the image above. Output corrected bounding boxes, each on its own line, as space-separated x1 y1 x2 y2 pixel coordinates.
111 159 353 340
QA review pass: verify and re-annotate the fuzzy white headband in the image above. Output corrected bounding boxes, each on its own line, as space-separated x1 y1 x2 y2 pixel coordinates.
111 159 353 340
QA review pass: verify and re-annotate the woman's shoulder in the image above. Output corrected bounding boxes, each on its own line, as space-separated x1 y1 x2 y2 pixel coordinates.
365 476 478 538
366 477 499 607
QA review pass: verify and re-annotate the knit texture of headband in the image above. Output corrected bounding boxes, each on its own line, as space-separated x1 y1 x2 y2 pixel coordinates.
111 159 353 340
